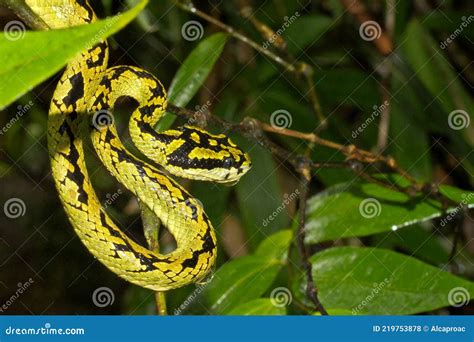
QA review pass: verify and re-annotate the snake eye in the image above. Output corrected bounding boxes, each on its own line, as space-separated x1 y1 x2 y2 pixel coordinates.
222 157 233 169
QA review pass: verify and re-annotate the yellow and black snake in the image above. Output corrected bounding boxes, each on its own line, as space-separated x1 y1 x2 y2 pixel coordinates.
25 0 251 290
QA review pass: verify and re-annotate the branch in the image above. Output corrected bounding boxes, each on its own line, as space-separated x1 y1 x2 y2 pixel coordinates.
140 203 167 315
0 0 49 29
297 172 328 315
174 0 327 128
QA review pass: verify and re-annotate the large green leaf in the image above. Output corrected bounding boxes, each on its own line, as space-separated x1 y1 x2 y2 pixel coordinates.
312 247 474 314
401 20 474 174
388 73 433 181
305 175 474 243
202 230 292 314
227 298 286 315
155 33 228 130
0 0 148 109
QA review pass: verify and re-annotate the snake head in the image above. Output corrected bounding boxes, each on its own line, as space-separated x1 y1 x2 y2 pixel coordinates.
166 126 252 184
214 136 252 184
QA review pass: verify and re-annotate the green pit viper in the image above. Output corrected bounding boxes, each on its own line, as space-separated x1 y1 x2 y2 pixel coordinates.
23 0 251 290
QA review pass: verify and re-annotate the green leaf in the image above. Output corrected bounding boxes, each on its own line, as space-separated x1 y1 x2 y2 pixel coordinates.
205 257 282 314
373 225 449 266
305 175 474 243
236 143 289 247
202 230 292 314
312 247 474 314
227 298 286 315
0 0 148 109
255 229 293 261
283 15 334 55
401 20 474 174
156 33 228 130
388 72 432 181
402 20 473 115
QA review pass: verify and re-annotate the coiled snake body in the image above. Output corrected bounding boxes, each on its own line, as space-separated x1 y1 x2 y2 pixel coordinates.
25 0 251 290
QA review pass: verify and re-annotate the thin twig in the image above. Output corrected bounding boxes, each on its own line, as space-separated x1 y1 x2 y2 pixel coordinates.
140 203 168 315
167 104 459 209
174 0 327 127
296 171 328 315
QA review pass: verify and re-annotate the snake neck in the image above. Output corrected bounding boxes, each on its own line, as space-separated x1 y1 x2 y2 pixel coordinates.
25 0 97 29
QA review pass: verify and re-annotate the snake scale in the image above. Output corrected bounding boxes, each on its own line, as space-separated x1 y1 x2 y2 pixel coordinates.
25 0 251 290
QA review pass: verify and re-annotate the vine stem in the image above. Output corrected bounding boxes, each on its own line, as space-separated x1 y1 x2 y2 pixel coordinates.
140 203 168 315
